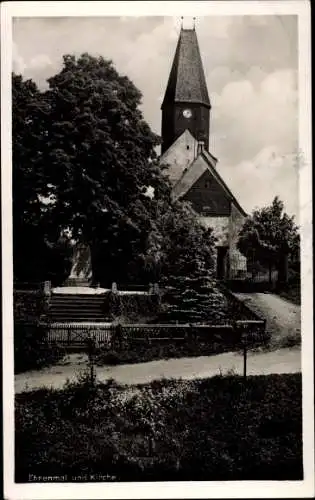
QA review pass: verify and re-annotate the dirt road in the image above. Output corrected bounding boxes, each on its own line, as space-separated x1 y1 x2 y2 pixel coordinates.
234 292 301 349
15 346 301 394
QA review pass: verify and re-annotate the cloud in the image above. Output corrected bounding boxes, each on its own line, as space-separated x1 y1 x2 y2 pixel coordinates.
28 54 53 70
13 41 53 90
211 68 298 164
12 15 299 217
219 146 299 221
211 66 299 219
12 42 26 74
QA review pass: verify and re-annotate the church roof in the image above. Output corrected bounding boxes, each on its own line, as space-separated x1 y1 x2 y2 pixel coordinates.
172 150 247 217
161 28 211 109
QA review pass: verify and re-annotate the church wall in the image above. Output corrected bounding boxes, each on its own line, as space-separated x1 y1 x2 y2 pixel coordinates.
183 168 231 216
198 215 229 278
198 207 247 279
198 216 229 246
228 203 247 278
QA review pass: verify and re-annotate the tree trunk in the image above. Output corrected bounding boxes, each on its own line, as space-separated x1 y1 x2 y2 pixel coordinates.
278 254 289 287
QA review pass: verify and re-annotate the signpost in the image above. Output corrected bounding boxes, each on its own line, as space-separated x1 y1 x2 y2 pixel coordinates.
86 332 96 386
235 321 250 381
243 339 247 381
235 320 266 381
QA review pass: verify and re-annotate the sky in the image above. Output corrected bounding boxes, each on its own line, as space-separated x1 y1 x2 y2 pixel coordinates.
12 15 299 220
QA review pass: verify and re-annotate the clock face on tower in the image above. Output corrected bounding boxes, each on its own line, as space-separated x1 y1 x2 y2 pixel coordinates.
183 108 192 119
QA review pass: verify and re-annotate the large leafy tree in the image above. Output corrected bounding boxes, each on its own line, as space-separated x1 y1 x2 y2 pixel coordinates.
237 197 300 284
12 74 57 282
13 54 221 300
43 53 165 284
12 55 168 284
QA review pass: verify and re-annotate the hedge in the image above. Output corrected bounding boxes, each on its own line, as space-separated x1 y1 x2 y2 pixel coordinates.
14 322 65 374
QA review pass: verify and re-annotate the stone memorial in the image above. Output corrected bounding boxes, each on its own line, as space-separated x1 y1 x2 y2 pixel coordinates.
66 240 93 287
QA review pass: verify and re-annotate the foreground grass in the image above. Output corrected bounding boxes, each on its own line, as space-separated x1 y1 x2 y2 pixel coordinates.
15 373 302 482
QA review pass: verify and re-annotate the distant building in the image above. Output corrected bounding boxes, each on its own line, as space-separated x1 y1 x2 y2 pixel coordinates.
160 26 247 279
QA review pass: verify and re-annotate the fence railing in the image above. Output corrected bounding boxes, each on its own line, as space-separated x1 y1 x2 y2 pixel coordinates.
14 281 157 295
227 255 279 284
43 320 266 349
46 322 112 347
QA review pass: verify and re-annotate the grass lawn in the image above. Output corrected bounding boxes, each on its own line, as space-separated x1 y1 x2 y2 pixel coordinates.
15 373 302 482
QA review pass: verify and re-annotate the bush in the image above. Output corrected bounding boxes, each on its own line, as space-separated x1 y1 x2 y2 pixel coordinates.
14 290 48 323
276 283 301 305
15 374 302 481
105 291 161 322
160 275 228 324
14 322 64 374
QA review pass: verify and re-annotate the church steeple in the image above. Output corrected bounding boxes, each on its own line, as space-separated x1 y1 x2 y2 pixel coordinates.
161 25 211 153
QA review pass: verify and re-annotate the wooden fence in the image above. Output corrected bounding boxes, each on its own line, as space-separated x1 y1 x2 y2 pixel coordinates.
46 322 112 348
44 320 266 350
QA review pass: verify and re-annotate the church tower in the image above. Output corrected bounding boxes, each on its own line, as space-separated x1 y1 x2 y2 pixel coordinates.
160 22 248 280
161 26 211 153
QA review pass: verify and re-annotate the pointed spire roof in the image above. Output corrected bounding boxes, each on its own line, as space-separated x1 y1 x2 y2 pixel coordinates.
161 27 211 109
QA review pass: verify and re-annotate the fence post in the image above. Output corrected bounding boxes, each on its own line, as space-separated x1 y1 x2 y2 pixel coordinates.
67 327 71 346
235 321 248 382
86 332 96 387
115 321 123 350
42 281 52 320
43 280 51 296
243 338 247 381
109 325 114 349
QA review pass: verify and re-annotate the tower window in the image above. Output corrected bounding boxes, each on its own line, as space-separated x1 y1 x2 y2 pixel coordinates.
186 145 190 150
205 181 210 188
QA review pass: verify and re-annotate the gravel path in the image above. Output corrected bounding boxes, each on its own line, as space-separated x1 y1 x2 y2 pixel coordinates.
15 347 301 394
233 292 301 348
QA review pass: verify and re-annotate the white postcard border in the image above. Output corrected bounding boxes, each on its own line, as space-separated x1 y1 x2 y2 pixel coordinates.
1 2 313 499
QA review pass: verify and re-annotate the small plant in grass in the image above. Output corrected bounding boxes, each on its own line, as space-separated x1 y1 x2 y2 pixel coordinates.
75 368 96 388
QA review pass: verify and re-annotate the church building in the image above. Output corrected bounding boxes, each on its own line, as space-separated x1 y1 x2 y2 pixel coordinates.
160 26 247 280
